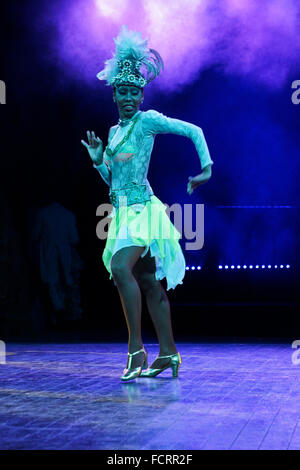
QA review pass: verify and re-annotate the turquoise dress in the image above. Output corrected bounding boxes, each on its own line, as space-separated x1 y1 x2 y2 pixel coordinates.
93 109 214 290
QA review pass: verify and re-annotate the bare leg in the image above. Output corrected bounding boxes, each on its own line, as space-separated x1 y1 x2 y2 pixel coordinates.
133 251 178 368
111 245 146 368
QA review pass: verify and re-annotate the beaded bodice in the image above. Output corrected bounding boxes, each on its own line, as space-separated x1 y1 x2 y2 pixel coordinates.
93 108 214 208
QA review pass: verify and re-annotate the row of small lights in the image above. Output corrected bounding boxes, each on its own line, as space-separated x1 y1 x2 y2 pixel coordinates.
186 264 291 270
216 205 294 208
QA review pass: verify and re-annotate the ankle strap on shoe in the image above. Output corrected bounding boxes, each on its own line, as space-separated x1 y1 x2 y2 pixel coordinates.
158 353 178 358
128 347 146 357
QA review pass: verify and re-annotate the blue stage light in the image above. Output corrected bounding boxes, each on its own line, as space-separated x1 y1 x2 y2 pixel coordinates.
188 263 291 271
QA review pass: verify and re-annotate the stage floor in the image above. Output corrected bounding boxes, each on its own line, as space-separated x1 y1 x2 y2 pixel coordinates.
0 341 299 450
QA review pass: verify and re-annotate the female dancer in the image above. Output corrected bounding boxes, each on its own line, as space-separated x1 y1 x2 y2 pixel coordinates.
81 26 213 381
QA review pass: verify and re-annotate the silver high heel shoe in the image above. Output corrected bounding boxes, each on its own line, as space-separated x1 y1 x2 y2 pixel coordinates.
139 352 181 378
121 346 148 381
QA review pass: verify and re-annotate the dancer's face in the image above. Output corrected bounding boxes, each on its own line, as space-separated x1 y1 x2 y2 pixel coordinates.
113 85 144 120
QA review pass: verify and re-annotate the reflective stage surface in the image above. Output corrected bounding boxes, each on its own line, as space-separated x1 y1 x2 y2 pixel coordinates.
0 341 299 450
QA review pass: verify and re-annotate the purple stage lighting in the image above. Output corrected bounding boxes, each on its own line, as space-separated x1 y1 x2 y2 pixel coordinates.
36 0 300 92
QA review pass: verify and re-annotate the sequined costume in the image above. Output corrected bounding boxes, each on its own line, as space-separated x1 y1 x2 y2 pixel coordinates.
93 108 213 290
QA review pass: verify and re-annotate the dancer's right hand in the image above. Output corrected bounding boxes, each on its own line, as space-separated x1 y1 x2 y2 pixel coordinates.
81 131 103 165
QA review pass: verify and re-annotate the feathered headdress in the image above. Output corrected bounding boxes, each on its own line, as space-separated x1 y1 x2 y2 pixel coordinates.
97 25 164 88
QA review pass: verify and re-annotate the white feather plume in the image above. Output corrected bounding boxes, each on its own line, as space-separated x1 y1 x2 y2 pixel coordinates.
97 25 164 86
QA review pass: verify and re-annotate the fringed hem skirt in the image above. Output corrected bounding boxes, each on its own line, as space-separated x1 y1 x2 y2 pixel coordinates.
102 195 186 291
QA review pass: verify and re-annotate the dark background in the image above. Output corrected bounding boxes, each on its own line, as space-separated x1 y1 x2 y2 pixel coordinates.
0 0 299 343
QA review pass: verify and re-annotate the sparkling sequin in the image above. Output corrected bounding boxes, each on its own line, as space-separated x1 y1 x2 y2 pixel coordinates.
109 182 152 208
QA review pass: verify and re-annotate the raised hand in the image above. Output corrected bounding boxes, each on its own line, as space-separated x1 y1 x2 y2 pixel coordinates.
81 131 103 165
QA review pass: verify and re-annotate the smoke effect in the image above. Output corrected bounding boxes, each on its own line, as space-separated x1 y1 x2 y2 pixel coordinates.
35 0 300 92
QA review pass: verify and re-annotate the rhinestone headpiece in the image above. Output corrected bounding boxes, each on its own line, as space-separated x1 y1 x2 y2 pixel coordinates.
96 25 164 89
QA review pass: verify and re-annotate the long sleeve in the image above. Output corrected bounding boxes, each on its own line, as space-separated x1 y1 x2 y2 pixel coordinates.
93 160 111 186
141 109 214 170
93 126 117 187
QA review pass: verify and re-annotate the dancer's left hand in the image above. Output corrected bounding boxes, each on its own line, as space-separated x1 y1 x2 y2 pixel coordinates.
187 167 212 195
